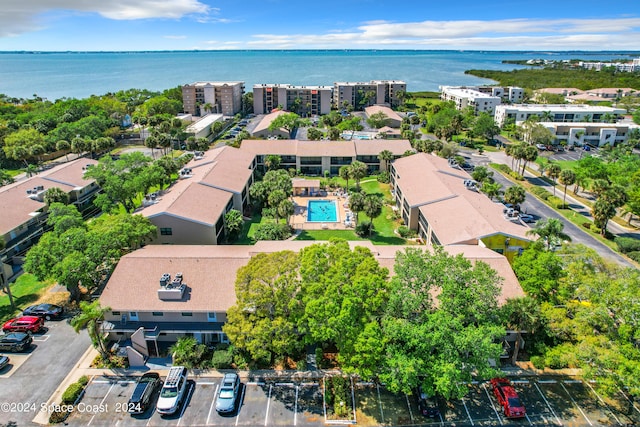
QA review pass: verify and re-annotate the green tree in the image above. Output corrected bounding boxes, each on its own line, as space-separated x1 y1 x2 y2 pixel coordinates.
307 127 323 140
43 187 70 205
3 128 45 166
377 149 394 174
348 191 365 225
520 145 538 176
170 336 207 368
526 218 571 251
339 165 352 192
362 194 383 235
366 111 390 129
500 297 545 364
471 112 500 142
504 185 526 206
349 161 368 191
545 163 562 196
264 154 281 171
471 166 493 184
558 169 576 206
328 127 341 140
380 247 504 398
224 251 304 364
268 112 308 134
224 209 244 242
513 245 567 303
481 181 502 201
592 199 617 235
71 300 111 360
56 139 71 162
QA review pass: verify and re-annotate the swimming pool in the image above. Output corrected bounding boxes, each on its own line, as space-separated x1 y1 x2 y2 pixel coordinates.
307 200 338 222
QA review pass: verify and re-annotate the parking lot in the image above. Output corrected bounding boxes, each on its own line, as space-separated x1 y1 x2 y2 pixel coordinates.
65 374 640 427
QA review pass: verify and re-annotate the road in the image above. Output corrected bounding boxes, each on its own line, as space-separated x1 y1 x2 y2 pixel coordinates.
467 151 636 268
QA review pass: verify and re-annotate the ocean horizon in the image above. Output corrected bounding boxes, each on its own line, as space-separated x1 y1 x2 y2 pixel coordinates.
0 50 637 101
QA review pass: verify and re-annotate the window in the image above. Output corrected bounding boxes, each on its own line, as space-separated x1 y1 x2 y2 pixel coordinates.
207 312 217 322
152 312 164 317
111 311 121 316
160 228 173 236
181 312 193 317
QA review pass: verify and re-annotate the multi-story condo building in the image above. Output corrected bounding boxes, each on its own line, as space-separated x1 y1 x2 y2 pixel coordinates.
579 58 640 72
494 104 626 127
439 86 502 115
541 122 637 147
253 84 332 116
333 80 407 110
474 86 524 103
0 159 100 289
182 82 245 116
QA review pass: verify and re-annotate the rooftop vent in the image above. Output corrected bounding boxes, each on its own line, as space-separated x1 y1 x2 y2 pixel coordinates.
158 272 186 300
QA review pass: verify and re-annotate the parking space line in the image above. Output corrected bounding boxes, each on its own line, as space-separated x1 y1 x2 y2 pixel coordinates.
376 383 384 424
276 382 294 386
176 383 195 427
235 383 246 426
619 388 640 415
88 382 115 426
560 382 592 426
246 381 264 386
586 382 622 426
482 383 503 425
206 383 219 425
538 380 557 384
533 382 562 426
525 413 533 425
461 397 475 426
264 383 272 426
294 385 299 426
405 394 414 423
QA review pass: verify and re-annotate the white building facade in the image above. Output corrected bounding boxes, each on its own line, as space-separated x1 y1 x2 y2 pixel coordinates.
494 104 627 127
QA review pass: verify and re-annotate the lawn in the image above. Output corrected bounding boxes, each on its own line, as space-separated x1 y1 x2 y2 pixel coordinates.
296 230 365 241
0 274 55 322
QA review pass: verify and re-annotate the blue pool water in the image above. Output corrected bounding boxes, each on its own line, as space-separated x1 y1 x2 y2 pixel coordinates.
307 200 338 222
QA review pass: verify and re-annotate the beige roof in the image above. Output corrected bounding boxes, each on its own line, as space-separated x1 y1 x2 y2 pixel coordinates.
101 242 522 312
292 178 320 188
354 139 412 156
536 87 583 95
378 126 401 135
240 139 300 156
0 159 98 235
365 105 403 124
138 146 250 223
393 153 530 244
251 110 289 136
297 141 356 157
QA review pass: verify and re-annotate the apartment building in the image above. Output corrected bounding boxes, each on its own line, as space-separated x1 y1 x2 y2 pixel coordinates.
390 153 531 263
333 80 407 110
240 139 413 175
182 81 245 117
474 86 524 103
252 84 332 116
579 58 640 72
138 146 255 245
364 105 403 128
541 122 637 147
185 114 224 140
0 159 100 288
439 86 502 115
250 110 291 139
100 241 523 352
494 104 626 127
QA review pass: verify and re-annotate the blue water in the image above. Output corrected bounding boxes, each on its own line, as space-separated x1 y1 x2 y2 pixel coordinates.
0 50 636 100
307 200 338 222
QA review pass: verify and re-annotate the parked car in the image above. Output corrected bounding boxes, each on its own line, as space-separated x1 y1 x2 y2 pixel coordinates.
490 378 526 418
0 332 33 352
583 145 591 151
415 386 440 418
156 366 188 415
128 372 162 414
502 203 520 213
535 144 547 150
0 355 9 370
23 303 64 320
215 373 240 414
519 213 535 223
2 316 44 334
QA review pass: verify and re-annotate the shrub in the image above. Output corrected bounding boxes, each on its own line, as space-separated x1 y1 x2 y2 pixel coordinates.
233 351 251 370
78 375 89 386
615 236 640 253
254 223 291 241
211 349 234 369
376 171 390 183
49 407 72 424
509 171 524 180
397 225 416 238
530 186 552 201
627 251 640 263
315 347 324 366
62 382 84 404
548 196 567 209
530 355 546 370
296 358 307 371
544 345 577 369
492 163 511 174
590 224 602 234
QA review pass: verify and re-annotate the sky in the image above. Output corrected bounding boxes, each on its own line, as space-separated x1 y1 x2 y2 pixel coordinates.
1 0 639 51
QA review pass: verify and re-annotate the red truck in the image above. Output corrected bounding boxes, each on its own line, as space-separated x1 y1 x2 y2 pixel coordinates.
490 378 526 418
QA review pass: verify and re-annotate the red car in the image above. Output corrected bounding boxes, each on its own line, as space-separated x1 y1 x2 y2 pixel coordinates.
2 316 44 334
490 378 526 418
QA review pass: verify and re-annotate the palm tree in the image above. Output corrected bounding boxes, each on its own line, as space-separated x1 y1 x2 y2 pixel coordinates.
526 218 571 251
362 194 383 236
348 192 365 226
481 181 503 201
224 209 244 242
545 163 562 196
339 165 351 192
501 297 543 365
71 300 111 360
558 170 576 207
349 161 368 191
56 140 71 162
377 150 394 174
265 155 282 171
520 145 538 176
504 185 526 207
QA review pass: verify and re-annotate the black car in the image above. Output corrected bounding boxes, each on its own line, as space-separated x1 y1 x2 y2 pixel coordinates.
128 372 162 414
0 332 33 352
23 303 64 320
415 386 440 418
0 355 9 370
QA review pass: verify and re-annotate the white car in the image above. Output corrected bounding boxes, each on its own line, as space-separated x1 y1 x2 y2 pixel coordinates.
156 366 188 415
535 144 547 150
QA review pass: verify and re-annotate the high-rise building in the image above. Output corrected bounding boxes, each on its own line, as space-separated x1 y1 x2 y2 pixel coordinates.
252 84 332 116
333 80 406 110
182 82 245 116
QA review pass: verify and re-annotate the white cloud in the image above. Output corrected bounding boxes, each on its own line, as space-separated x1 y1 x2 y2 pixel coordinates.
0 0 211 37
247 17 640 50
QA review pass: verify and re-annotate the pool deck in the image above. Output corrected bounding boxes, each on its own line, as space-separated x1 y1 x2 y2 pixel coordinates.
291 195 353 230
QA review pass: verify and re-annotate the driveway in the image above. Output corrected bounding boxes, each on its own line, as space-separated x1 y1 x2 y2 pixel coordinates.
0 316 90 426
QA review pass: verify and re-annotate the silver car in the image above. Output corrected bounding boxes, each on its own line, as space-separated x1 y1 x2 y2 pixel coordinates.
215 373 240 414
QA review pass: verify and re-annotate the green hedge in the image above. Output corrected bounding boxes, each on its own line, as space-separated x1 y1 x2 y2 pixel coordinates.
627 251 640 263
530 186 553 201
547 196 568 209
615 236 640 253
